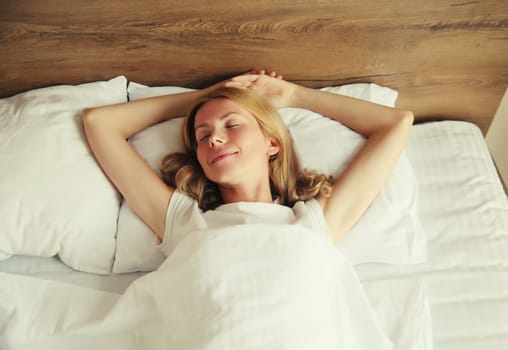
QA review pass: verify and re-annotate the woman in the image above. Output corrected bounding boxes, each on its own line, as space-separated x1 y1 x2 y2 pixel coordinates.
83 70 413 246
0 72 413 348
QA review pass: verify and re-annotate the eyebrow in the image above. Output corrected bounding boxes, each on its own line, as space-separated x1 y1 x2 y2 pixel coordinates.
195 112 239 130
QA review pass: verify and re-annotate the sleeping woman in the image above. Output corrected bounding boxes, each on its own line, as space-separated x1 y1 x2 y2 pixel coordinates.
78 69 413 348
83 70 413 245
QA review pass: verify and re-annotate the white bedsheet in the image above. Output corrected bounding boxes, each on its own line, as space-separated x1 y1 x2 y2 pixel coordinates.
0 259 431 350
405 121 508 350
0 224 394 349
356 121 508 350
0 255 144 293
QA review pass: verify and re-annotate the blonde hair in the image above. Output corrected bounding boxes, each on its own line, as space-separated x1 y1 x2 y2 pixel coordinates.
160 87 332 211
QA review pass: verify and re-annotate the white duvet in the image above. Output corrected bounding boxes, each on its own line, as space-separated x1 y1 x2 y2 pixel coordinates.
0 223 394 349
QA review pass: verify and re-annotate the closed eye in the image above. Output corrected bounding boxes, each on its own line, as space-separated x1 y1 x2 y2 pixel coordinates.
198 134 210 142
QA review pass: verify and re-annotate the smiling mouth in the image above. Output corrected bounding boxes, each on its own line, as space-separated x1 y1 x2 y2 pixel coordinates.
211 152 239 164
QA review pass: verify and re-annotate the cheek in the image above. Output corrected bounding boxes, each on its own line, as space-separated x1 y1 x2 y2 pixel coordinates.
196 148 207 168
196 148 215 180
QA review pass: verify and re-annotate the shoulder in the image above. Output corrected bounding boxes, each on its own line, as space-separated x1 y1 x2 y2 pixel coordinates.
161 191 203 255
292 198 331 240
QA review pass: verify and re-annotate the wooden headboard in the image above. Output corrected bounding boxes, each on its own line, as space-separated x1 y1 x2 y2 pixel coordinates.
1 0 507 134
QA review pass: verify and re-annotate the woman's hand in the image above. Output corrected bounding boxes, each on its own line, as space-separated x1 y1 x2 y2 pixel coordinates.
223 69 299 109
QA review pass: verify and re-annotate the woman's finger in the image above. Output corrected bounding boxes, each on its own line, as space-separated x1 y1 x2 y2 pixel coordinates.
265 70 283 80
246 69 264 75
225 75 256 89
242 69 283 80
231 74 258 83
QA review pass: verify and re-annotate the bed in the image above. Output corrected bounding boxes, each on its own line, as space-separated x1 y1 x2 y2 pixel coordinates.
1 1 508 349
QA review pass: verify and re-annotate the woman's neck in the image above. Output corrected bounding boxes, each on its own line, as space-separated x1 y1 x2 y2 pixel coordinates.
219 181 273 204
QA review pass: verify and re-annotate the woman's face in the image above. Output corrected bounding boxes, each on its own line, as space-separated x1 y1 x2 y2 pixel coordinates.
193 98 279 186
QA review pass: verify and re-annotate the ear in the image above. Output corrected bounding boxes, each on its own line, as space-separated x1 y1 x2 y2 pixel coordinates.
266 138 280 157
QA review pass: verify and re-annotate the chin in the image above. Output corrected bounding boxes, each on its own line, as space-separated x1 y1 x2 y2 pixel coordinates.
205 168 236 185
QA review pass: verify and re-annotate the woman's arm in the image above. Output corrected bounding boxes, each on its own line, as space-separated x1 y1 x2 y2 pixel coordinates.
227 73 414 242
294 88 414 242
82 89 209 240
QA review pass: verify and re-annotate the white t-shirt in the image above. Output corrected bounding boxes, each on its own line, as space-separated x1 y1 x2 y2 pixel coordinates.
161 191 332 256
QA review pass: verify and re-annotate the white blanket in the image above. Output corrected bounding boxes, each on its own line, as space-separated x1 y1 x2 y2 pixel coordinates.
0 223 393 349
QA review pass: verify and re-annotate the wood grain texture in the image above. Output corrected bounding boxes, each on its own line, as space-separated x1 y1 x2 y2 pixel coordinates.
1 0 507 133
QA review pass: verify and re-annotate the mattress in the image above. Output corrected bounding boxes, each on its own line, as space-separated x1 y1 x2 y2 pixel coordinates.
357 120 508 350
406 121 508 350
0 255 144 293
1 120 507 349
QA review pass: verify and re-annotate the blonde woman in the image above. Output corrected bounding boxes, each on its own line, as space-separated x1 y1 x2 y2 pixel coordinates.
83 70 413 249
0 70 414 348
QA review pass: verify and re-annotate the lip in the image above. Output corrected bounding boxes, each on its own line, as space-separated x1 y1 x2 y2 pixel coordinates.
211 151 239 164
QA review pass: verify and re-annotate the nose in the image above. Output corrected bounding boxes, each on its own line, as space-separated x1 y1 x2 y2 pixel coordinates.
208 131 224 147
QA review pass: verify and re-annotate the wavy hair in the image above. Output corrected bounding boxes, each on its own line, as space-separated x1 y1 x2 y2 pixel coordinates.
160 87 332 211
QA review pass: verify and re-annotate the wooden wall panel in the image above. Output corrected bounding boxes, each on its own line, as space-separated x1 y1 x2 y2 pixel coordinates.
1 0 507 133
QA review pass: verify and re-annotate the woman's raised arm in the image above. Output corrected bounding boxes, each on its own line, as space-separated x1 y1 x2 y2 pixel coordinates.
82 89 208 240
293 87 414 242
228 73 414 242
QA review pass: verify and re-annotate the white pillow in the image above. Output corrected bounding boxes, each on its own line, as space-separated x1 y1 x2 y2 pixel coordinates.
0 76 128 273
113 81 426 273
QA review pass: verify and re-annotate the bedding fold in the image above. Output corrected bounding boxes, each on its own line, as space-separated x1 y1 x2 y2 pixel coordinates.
0 223 394 350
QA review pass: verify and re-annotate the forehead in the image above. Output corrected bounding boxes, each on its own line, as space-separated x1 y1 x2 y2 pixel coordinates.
194 98 253 126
